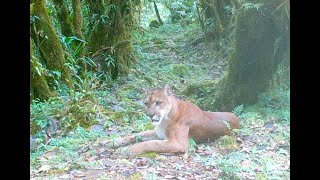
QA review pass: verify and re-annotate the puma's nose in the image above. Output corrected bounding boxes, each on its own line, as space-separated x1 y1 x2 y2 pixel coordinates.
147 114 154 118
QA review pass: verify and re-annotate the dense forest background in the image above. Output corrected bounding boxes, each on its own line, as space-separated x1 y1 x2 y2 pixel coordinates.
30 0 290 179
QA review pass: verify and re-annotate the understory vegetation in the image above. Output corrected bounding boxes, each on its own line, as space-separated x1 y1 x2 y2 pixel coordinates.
30 0 290 179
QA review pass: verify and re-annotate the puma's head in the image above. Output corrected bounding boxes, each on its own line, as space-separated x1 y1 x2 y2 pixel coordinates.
143 84 173 126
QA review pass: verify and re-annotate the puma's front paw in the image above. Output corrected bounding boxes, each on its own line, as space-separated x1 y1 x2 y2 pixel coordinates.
100 138 123 148
119 146 138 158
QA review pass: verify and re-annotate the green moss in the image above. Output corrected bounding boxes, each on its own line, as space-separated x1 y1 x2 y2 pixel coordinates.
88 0 135 79
30 38 52 102
212 2 286 111
60 98 110 130
32 73 52 101
109 112 123 122
129 172 142 180
72 0 86 76
138 152 157 158
255 173 267 180
172 64 189 76
182 80 216 96
52 0 74 36
199 0 235 40
143 122 154 130
32 0 72 88
215 135 238 151
71 0 84 41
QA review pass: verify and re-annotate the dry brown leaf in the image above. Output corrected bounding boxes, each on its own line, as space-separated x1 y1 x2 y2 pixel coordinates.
71 170 86 178
38 165 52 172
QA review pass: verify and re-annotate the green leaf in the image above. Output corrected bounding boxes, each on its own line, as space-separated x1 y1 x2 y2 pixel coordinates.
35 67 41 76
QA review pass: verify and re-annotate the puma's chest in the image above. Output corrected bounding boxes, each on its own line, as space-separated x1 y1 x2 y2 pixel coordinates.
155 125 166 140
154 116 170 140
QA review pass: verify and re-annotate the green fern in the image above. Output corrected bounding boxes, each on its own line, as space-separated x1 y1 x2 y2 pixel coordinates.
242 3 262 11
232 104 244 117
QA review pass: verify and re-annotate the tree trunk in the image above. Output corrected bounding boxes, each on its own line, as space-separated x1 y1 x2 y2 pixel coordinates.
216 0 228 27
209 0 224 40
86 0 107 53
196 2 206 37
87 0 135 79
199 0 235 40
108 0 135 79
72 0 86 74
52 0 74 37
153 1 163 25
30 38 52 102
212 1 289 111
32 0 72 88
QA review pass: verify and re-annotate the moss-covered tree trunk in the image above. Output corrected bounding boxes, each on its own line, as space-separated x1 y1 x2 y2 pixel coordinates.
30 38 52 102
199 0 236 40
87 0 135 79
72 0 85 56
52 0 74 37
86 0 107 53
72 0 86 73
212 0 289 111
31 0 72 88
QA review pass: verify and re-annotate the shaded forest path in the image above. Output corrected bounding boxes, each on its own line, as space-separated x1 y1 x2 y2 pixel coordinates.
137 24 230 80
31 24 290 179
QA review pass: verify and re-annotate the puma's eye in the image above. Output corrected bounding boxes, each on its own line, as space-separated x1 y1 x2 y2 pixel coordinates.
155 101 161 106
144 102 148 106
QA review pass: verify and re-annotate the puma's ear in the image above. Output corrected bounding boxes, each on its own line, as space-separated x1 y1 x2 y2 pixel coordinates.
164 84 173 96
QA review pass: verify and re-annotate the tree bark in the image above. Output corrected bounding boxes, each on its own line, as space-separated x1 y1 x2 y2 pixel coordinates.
52 0 74 37
86 0 107 53
199 0 235 40
30 38 52 102
72 0 86 73
207 0 224 39
212 1 289 111
87 0 135 79
32 0 73 88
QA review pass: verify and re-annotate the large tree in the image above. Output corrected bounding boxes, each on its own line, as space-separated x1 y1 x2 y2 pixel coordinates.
212 0 290 111
198 0 239 40
72 0 86 75
30 37 52 102
52 0 74 37
87 0 136 79
31 0 73 89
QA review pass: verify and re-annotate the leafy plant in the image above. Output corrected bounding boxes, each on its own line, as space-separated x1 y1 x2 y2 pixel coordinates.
241 3 263 11
60 36 88 58
188 138 197 153
232 104 244 117
104 54 116 67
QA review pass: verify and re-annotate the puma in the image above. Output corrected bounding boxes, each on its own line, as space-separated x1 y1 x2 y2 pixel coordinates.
107 85 240 157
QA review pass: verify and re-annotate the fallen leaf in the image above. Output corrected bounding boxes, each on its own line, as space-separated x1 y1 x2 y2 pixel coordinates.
164 175 176 179
177 176 187 180
71 170 86 178
38 165 52 172
103 159 121 167
88 155 98 161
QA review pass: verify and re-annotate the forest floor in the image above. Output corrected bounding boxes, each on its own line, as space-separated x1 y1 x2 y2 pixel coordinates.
30 23 290 179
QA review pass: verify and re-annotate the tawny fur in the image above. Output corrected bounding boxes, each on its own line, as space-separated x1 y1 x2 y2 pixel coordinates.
107 85 240 157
